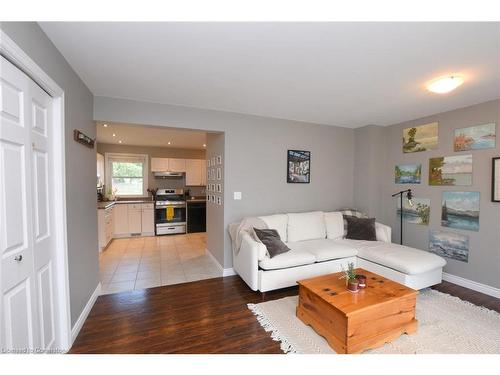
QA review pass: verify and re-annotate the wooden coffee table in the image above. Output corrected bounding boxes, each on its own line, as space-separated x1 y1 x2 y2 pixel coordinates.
296 268 418 354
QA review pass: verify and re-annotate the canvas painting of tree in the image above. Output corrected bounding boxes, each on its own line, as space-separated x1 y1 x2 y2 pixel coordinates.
429 154 473 186
403 122 439 153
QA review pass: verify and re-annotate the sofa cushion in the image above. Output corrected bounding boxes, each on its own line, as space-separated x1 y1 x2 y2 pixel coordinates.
287 239 358 262
259 214 288 242
253 228 290 258
259 248 316 270
337 208 368 237
287 211 326 242
324 212 346 240
342 240 447 275
344 216 377 241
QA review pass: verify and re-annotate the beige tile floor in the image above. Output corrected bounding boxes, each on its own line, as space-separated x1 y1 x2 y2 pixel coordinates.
99 233 221 295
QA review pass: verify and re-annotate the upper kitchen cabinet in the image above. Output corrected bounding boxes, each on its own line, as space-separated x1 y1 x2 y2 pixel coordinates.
150 157 186 172
186 159 206 186
151 157 168 172
201 160 207 186
97 152 105 187
168 158 186 172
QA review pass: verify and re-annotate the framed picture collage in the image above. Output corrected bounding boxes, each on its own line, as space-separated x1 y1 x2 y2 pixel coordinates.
206 154 223 206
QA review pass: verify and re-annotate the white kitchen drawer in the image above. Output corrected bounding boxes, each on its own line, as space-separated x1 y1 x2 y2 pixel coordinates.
142 203 154 209
130 204 143 210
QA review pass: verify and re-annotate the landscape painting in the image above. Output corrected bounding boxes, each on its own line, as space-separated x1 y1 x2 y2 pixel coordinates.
397 197 430 225
454 123 496 151
395 164 422 184
429 154 472 186
441 191 480 231
429 230 469 262
403 122 438 153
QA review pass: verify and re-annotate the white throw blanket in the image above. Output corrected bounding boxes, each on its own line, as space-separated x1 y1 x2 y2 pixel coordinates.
228 217 268 255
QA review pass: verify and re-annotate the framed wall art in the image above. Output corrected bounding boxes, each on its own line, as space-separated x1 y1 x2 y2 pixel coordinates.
454 123 496 151
403 122 438 153
395 164 422 184
493 157 500 202
287 150 310 183
429 154 472 186
429 230 469 263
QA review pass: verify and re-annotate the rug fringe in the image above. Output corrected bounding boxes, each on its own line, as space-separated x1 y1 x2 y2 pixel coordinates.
248 303 298 354
428 289 499 316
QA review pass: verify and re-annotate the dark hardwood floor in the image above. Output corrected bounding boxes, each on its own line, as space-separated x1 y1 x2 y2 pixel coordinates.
70 276 499 354
431 280 500 312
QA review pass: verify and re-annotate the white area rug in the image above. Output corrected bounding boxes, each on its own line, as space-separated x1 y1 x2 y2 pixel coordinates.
248 289 500 354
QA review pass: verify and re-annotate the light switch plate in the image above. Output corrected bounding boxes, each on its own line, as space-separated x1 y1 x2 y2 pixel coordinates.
234 192 242 200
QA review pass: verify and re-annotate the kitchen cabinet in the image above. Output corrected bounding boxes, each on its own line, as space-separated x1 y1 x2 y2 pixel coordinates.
186 159 206 186
98 205 114 251
151 157 168 172
168 158 186 172
97 152 104 187
113 203 129 236
201 160 207 186
150 157 187 172
109 202 155 238
141 203 155 235
150 157 206 181
128 204 143 235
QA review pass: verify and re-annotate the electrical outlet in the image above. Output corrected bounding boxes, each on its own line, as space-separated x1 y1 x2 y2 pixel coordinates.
234 192 242 200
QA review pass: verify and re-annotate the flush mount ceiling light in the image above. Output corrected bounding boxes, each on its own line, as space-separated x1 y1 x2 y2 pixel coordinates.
203 144 206 147
112 133 116 137
118 140 122 144
167 141 171 145
427 75 464 94
103 123 108 127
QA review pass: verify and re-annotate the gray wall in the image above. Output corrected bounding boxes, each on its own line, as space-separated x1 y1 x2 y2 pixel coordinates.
1 23 98 326
353 125 387 218
205 133 226 266
94 96 356 269
354 99 500 288
96 143 206 195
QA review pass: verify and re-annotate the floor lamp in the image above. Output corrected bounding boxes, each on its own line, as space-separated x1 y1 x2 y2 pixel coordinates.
392 189 413 245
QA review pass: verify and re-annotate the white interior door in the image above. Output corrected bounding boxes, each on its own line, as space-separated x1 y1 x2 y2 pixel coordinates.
1 55 56 352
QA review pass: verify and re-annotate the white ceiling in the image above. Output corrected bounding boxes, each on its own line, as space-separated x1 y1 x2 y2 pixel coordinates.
96 122 207 149
40 22 500 128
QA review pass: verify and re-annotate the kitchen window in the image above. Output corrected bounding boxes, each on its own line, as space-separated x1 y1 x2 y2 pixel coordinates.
105 153 149 197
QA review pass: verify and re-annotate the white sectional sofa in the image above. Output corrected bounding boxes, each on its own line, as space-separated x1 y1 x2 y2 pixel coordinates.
231 211 446 292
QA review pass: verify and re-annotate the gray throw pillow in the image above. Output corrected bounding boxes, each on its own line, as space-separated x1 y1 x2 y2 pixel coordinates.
253 228 291 258
343 216 377 241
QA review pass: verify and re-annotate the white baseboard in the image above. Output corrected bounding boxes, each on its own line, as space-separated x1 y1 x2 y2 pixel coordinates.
71 282 101 344
223 268 236 277
443 272 500 299
205 248 236 277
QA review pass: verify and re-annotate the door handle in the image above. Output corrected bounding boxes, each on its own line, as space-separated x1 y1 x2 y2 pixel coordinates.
14 255 23 262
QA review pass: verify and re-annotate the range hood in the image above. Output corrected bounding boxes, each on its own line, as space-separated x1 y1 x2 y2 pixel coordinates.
153 171 184 178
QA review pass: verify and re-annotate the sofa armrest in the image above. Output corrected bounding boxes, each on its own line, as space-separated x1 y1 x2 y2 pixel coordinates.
375 222 392 243
233 232 267 291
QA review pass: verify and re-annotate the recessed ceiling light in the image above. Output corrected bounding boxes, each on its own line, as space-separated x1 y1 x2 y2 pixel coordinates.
112 133 116 137
118 140 122 144
103 123 108 127
167 141 171 145
427 75 464 94
203 144 206 147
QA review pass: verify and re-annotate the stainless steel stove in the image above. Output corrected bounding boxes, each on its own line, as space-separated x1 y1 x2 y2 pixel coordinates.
155 189 186 235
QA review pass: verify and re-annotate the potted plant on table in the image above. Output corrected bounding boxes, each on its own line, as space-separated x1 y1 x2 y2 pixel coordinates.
339 262 359 293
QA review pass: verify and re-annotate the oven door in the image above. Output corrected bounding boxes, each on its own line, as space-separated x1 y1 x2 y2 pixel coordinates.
155 204 186 234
